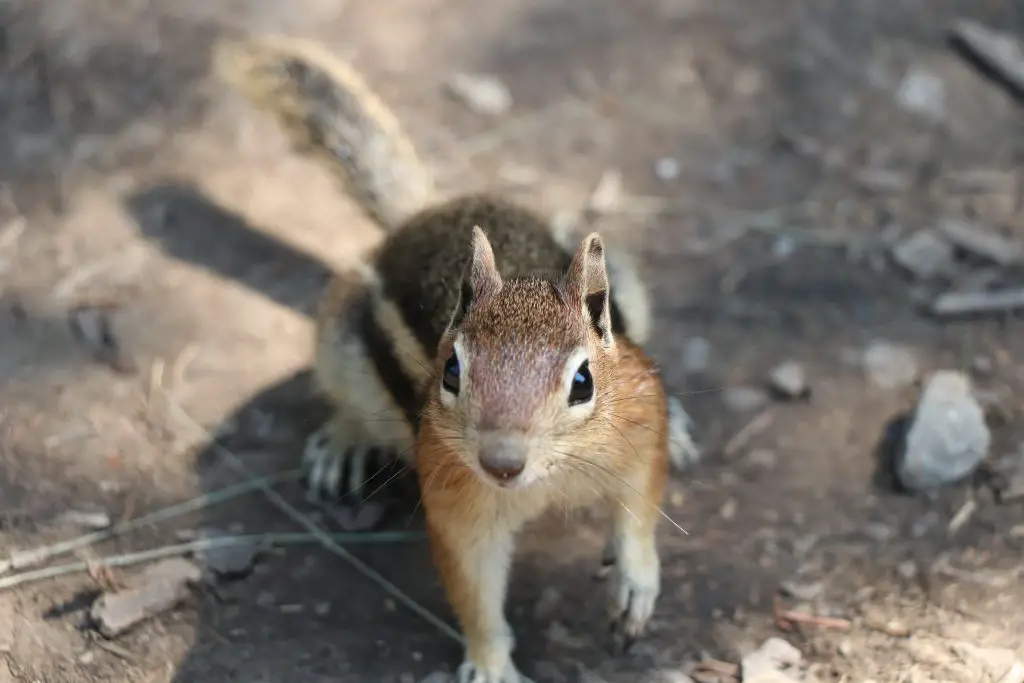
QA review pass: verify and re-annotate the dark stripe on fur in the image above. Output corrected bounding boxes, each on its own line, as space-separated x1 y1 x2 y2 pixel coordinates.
359 302 423 431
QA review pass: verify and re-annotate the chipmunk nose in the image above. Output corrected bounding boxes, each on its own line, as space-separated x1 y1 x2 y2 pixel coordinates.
478 433 527 483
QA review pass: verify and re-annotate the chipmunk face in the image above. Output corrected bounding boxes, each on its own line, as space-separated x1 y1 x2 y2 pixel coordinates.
426 226 618 491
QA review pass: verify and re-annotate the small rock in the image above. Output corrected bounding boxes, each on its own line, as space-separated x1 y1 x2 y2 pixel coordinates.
89 558 202 638
654 157 681 181
682 337 712 375
767 361 810 400
742 637 803 683
444 73 512 116
78 651 95 664
891 230 954 280
61 509 112 530
896 67 945 121
897 370 990 493
314 601 331 616
195 529 260 579
722 386 769 412
863 341 918 389
719 499 738 520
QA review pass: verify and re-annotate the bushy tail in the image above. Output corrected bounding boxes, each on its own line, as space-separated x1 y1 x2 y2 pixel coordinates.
212 34 435 231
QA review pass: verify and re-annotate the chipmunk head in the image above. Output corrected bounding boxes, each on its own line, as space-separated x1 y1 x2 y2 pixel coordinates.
425 225 619 490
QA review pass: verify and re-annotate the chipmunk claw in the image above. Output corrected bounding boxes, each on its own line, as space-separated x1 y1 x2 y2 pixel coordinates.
608 562 659 652
302 423 379 502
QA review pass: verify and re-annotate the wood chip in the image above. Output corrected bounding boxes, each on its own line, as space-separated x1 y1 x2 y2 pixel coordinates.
772 595 851 631
950 19 1024 98
89 558 201 638
936 217 1023 266
931 288 1024 317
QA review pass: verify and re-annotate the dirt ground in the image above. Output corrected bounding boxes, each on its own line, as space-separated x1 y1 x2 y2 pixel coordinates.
1 0 1024 681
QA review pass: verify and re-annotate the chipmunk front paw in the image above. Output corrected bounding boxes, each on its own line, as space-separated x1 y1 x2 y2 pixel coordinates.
608 555 660 650
456 661 533 683
302 423 387 501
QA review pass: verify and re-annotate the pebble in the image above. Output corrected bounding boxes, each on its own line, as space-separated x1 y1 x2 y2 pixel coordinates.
863 341 919 389
741 637 803 683
444 73 512 116
897 370 990 493
768 361 810 399
891 229 954 280
682 337 712 375
78 651 95 665
654 157 682 181
896 67 946 121
722 386 769 412
195 529 260 579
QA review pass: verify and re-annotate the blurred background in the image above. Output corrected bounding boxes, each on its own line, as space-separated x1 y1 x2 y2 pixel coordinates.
1 0 1023 681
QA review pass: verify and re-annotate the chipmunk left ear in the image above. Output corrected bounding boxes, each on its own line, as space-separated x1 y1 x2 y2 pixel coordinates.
565 232 613 347
447 225 503 331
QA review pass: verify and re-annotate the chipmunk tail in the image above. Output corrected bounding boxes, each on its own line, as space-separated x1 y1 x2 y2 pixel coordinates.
212 34 434 231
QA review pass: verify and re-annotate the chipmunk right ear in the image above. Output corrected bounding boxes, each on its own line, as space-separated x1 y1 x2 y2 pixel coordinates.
449 226 503 329
565 232 613 347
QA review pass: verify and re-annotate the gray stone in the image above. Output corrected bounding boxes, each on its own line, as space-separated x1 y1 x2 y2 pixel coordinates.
897 370 990 492
863 341 919 389
654 157 681 181
891 230 954 279
896 67 945 121
742 637 803 683
682 337 711 375
89 558 202 637
445 73 512 116
768 361 809 399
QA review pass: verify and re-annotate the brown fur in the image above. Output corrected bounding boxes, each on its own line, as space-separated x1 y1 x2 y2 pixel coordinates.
414 228 670 682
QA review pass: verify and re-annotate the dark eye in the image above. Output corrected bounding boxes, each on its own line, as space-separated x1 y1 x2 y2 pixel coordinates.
568 360 593 406
442 351 461 395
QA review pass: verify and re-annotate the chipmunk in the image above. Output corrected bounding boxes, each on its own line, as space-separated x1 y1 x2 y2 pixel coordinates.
214 34 693 682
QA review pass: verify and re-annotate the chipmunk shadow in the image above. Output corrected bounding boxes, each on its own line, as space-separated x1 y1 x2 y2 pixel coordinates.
126 183 332 318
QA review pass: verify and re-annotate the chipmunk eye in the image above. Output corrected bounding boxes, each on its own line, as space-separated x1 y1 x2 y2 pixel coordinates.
442 351 461 395
568 360 593 406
